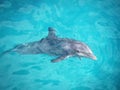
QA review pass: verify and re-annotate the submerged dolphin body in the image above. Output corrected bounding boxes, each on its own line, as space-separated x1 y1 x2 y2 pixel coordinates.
1 27 97 63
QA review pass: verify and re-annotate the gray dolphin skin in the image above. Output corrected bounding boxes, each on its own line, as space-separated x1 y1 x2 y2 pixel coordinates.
1 27 97 63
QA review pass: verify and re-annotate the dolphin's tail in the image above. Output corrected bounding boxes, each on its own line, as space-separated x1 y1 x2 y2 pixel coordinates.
0 48 14 57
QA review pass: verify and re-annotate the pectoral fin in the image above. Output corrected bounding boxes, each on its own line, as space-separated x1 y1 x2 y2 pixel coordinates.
51 55 69 63
78 56 82 60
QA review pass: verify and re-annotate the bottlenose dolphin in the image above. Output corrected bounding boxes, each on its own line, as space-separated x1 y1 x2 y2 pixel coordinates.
1 27 97 63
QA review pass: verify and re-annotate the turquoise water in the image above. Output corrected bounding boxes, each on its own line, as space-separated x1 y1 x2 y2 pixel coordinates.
0 0 120 90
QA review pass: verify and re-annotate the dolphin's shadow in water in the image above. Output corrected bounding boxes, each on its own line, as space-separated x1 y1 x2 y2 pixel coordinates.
1 27 97 63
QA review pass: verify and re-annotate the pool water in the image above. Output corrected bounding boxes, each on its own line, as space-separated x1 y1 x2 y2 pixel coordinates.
0 0 120 90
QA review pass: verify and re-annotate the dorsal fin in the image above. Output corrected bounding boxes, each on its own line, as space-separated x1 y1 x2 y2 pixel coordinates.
47 27 57 39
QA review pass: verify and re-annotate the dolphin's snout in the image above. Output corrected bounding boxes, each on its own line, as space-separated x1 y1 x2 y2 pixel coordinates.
89 54 97 60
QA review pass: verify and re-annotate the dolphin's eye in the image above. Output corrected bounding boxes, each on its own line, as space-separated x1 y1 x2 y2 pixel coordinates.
76 50 80 53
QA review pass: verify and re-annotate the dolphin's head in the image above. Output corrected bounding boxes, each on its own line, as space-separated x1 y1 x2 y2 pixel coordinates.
73 42 97 60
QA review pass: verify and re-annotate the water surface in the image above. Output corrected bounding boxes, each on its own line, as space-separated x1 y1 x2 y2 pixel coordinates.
0 0 120 90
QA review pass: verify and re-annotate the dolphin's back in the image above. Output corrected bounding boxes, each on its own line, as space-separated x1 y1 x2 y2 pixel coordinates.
40 38 77 55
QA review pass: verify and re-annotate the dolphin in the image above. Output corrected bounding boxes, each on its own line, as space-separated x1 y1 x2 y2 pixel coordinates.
1 27 97 63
